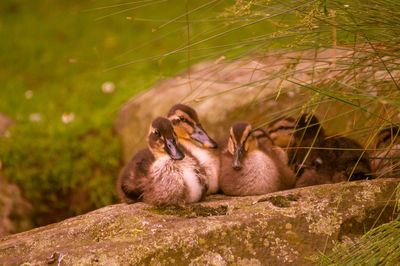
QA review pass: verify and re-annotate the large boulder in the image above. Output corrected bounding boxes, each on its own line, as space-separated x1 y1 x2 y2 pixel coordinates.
115 47 399 162
0 179 398 265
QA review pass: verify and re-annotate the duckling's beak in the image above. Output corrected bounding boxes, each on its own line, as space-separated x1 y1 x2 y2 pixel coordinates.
164 138 184 160
232 145 243 170
190 125 218 149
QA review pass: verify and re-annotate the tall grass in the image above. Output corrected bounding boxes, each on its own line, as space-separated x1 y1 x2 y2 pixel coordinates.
319 210 400 265
121 0 400 263
207 0 400 264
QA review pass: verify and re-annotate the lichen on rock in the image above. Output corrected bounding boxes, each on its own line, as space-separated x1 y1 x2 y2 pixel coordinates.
0 179 398 265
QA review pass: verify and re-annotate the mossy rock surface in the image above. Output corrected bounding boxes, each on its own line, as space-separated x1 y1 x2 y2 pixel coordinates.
0 179 398 265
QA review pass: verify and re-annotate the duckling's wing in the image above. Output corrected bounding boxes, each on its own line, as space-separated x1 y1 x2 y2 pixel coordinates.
117 148 155 203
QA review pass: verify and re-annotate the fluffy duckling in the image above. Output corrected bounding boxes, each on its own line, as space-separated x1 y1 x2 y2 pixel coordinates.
268 114 372 187
253 128 291 168
219 122 296 196
267 115 331 187
117 148 154 203
253 128 297 188
324 135 372 182
167 104 220 194
287 114 325 169
117 117 207 206
371 126 400 178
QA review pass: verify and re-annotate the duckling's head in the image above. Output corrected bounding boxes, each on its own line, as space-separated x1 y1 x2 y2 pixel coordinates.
267 114 325 146
167 104 217 149
375 126 400 148
228 122 257 170
147 117 184 160
253 128 274 146
294 114 325 140
267 117 296 147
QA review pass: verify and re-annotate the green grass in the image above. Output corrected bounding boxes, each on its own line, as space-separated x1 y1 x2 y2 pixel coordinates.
0 0 204 225
319 216 400 265
0 0 281 225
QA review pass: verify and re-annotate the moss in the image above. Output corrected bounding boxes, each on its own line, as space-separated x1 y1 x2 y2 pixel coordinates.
144 205 228 218
188 251 227 265
257 194 299 208
144 220 304 265
1 180 399 265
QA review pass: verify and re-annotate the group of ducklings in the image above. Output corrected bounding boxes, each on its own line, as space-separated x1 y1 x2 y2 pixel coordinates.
117 104 399 206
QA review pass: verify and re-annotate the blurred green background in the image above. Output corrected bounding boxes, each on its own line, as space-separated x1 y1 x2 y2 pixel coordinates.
0 0 281 226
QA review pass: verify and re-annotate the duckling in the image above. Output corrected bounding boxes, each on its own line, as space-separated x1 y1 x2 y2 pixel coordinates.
375 126 400 149
117 148 154 203
268 115 332 187
117 117 208 206
253 127 297 188
287 113 325 168
299 115 371 185
267 117 297 147
253 127 291 168
219 122 296 196
324 135 372 182
371 126 400 178
293 145 334 187
117 104 217 202
167 104 220 194
269 114 372 187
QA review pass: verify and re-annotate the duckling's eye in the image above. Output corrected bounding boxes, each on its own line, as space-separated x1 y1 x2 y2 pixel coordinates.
312 157 323 169
179 116 186 122
153 129 160 137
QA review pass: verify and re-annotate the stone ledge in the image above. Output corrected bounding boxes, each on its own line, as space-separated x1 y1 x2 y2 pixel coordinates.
0 178 398 265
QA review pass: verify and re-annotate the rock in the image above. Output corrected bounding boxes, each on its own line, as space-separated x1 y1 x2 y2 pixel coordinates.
0 173 34 237
115 47 400 162
0 179 398 265
0 112 13 137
